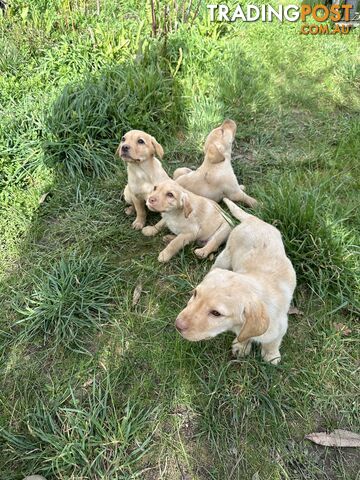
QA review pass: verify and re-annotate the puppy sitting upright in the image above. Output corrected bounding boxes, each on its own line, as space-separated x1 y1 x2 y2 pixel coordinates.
142 180 231 262
175 199 296 364
173 120 257 207
117 130 169 229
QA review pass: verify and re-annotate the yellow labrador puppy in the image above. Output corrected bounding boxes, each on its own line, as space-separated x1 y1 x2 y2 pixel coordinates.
175 199 296 364
142 180 231 262
117 130 169 229
173 120 257 207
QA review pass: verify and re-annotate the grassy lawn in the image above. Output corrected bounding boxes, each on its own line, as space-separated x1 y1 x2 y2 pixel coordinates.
0 1 359 479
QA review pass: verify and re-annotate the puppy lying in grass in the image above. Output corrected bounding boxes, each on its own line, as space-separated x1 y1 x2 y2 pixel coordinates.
117 130 169 229
142 180 232 262
176 198 296 364
173 119 257 207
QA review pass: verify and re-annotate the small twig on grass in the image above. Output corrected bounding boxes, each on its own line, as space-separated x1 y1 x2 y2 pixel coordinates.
151 0 157 37
190 0 202 27
184 0 193 23
164 4 168 43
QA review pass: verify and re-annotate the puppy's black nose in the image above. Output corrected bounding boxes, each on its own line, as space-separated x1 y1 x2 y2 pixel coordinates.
122 144 129 152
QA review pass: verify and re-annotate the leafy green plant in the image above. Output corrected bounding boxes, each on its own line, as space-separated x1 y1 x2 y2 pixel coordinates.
45 62 186 177
149 0 203 37
15 253 120 351
0 378 156 479
258 176 359 311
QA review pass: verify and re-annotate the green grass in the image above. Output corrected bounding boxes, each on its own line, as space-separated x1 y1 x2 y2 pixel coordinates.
257 174 359 311
13 253 122 352
0 1 359 479
1 376 156 479
45 62 186 177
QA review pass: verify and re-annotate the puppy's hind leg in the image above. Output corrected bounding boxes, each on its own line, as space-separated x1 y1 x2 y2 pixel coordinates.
195 224 231 259
173 167 192 180
123 185 135 216
227 188 258 208
211 247 232 270
125 206 134 215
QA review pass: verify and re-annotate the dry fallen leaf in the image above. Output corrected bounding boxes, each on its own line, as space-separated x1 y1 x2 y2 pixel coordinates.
334 323 352 336
305 429 360 447
38 192 50 205
132 283 142 306
288 306 304 315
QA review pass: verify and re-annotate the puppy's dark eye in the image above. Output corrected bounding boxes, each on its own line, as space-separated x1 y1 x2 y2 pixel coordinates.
210 310 221 317
138 138 145 144
153 186 157 191
166 192 174 198
121 136 126 142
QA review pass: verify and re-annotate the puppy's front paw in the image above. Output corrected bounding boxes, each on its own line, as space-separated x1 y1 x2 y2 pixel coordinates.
158 249 172 263
132 218 146 230
261 350 281 365
142 226 158 237
232 339 252 357
194 247 209 259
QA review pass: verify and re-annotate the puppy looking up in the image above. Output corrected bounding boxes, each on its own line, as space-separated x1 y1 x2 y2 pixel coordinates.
117 130 169 229
173 120 257 207
142 180 232 262
175 199 296 364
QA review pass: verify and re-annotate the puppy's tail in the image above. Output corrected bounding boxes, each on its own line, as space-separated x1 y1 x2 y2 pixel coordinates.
223 198 253 222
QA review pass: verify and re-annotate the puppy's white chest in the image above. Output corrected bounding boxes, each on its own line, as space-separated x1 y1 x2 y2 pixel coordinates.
163 213 189 235
128 169 153 199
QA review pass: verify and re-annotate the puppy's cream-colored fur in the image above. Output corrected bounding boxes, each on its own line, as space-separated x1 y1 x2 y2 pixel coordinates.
173 120 257 207
142 180 231 262
176 199 296 364
117 130 169 229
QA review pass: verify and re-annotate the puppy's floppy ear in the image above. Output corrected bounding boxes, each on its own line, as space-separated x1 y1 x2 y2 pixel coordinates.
180 192 193 218
206 144 225 164
237 300 270 343
151 136 164 159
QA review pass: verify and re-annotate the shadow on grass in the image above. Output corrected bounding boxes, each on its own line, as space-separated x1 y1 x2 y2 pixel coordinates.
0 45 192 477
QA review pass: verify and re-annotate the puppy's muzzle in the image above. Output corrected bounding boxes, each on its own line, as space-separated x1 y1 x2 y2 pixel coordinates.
120 145 138 163
147 195 159 211
175 316 188 334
